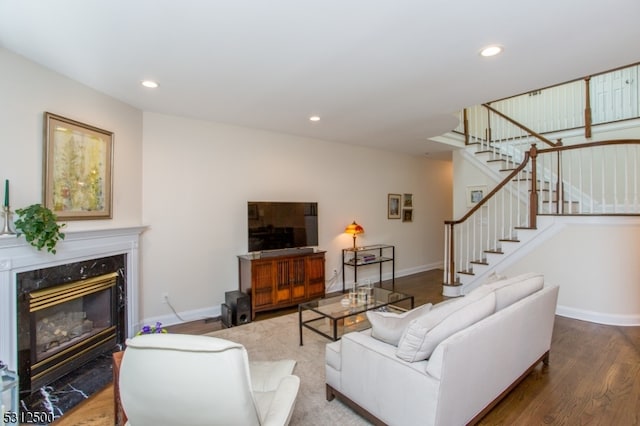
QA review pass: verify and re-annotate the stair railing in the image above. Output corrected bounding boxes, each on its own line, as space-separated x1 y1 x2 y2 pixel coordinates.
534 140 640 216
444 139 640 286
462 104 558 174
444 151 533 285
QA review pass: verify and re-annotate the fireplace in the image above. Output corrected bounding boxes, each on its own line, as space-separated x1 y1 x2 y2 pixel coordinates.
16 255 127 397
0 226 143 417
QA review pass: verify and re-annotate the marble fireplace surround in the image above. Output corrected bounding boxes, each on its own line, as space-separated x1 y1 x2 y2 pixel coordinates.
0 226 145 377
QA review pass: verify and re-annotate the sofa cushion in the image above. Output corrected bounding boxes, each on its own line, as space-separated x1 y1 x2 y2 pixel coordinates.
485 272 544 310
366 303 433 345
396 292 496 362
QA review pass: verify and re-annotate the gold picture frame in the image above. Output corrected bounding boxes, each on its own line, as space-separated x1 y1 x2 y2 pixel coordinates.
388 193 401 219
44 112 113 220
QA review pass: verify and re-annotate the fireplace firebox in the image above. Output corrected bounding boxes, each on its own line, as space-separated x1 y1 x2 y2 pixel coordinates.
16 255 126 396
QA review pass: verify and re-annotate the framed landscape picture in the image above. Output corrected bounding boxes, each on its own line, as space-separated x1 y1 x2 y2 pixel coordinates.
44 112 114 220
466 185 487 208
388 193 401 219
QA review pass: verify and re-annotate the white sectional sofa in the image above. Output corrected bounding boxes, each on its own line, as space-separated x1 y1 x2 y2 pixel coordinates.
325 273 559 426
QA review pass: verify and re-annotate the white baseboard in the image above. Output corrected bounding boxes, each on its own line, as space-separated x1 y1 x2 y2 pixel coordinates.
556 305 640 326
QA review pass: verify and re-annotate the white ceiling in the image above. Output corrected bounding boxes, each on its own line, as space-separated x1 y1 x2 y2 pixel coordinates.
1 1 639 157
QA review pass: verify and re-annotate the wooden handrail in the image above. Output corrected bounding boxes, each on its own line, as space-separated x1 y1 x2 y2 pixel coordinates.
537 138 640 155
482 104 558 147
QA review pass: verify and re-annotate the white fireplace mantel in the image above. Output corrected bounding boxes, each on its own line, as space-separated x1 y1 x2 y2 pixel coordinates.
0 226 146 373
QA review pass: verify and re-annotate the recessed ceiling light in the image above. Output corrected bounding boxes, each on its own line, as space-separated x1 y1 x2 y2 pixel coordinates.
141 80 159 88
480 45 503 57
309 115 321 122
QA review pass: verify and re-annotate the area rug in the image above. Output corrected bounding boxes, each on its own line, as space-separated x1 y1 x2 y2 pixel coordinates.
206 312 371 426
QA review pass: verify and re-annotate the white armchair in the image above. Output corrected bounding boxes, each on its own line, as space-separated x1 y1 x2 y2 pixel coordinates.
119 333 300 426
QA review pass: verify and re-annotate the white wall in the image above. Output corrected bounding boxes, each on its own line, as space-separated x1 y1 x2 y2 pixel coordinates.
0 48 143 229
141 112 452 323
500 217 640 325
1 47 453 327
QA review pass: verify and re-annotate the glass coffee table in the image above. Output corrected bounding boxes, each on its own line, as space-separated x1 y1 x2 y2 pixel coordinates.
298 287 414 345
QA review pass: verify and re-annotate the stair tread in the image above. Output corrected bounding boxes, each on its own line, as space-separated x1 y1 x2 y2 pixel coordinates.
484 249 504 254
498 238 520 242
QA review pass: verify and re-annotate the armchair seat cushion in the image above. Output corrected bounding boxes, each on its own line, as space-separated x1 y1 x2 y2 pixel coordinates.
250 360 296 391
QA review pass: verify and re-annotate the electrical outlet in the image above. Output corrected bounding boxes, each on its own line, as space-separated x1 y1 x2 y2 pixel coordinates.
333 269 338 277
161 292 169 303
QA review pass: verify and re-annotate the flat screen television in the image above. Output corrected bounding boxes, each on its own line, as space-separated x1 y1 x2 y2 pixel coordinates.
248 201 318 253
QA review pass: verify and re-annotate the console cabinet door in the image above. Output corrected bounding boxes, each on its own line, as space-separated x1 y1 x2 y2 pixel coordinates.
306 254 325 299
275 257 307 304
290 258 307 301
275 258 292 304
252 260 275 308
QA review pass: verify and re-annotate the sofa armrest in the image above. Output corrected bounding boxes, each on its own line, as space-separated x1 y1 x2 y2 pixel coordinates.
426 284 559 425
335 331 440 425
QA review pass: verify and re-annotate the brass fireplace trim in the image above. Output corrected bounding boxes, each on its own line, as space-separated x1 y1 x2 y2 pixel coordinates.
31 326 116 382
29 272 119 312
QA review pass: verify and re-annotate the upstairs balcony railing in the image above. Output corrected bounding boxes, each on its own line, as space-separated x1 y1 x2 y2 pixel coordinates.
456 62 640 140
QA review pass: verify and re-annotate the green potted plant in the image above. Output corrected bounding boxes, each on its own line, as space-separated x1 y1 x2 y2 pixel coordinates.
14 204 66 254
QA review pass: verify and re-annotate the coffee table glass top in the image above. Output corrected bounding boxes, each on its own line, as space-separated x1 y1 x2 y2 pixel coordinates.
298 287 414 345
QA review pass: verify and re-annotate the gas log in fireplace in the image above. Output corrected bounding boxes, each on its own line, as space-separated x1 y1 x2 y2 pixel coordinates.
16 255 126 396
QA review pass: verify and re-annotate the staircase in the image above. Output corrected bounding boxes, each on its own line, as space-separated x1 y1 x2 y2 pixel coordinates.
443 98 640 295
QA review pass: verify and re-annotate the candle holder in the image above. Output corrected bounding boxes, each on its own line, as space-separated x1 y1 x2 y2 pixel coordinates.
1 205 16 235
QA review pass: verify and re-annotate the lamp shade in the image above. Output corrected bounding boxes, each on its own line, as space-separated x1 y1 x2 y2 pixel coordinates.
345 221 364 235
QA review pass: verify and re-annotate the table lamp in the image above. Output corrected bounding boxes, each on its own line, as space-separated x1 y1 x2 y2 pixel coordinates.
344 221 364 249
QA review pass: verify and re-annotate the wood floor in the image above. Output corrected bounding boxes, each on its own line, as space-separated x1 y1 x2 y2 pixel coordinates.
52 270 640 425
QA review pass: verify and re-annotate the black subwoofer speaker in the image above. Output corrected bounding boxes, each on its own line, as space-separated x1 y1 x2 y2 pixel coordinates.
225 290 251 325
220 303 233 328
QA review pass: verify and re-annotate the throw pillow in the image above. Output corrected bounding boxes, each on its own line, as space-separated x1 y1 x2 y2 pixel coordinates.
484 271 507 284
396 292 496 362
366 303 433 346
484 272 542 291
494 274 544 310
